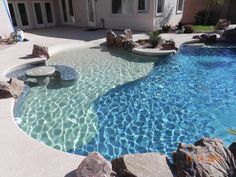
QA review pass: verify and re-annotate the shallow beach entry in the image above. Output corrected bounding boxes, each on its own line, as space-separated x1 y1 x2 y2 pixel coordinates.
14 44 236 159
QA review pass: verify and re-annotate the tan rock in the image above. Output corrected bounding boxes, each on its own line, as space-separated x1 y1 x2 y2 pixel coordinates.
173 138 236 177
0 78 24 99
112 153 175 177
76 152 115 177
124 29 133 39
32 44 50 59
114 35 127 48
106 30 116 47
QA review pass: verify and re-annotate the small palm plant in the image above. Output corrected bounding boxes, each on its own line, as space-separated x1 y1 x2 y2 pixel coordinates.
149 31 161 48
228 128 236 135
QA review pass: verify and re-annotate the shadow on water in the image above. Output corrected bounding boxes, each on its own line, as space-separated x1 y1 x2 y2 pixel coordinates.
89 44 169 64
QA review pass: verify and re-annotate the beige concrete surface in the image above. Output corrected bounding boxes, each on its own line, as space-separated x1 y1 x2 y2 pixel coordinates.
0 26 197 177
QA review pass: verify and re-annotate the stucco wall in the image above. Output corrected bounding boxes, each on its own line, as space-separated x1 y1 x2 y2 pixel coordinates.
153 0 183 30
94 0 183 31
95 0 154 31
0 0 13 37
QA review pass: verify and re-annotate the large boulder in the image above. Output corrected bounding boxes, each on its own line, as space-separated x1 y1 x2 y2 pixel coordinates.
173 138 236 177
106 30 116 47
114 35 127 48
229 142 236 160
124 29 133 39
215 19 231 30
0 78 24 99
75 152 115 177
112 153 175 177
123 39 137 51
222 28 236 42
32 44 50 59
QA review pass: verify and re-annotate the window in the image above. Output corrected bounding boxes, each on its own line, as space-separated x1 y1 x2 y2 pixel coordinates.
123 0 135 15
138 0 147 13
156 0 165 14
177 0 184 12
112 0 122 14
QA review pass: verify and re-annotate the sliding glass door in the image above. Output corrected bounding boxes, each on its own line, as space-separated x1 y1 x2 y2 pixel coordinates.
33 1 55 27
8 1 31 29
60 0 75 24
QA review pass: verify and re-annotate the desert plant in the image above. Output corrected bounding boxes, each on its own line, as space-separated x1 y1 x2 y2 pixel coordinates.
184 25 194 33
148 31 161 48
176 22 184 30
228 128 236 135
161 25 171 33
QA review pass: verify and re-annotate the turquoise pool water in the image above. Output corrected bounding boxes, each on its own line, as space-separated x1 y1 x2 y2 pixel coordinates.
14 44 236 160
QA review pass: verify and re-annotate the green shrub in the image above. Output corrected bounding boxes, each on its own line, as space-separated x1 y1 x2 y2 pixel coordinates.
228 128 236 135
161 25 171 33
184 25 194 33
148 31 161 48
176 22 184 30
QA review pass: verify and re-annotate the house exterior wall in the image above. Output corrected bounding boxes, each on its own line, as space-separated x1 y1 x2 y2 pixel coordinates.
0 0 14 37
95 0 183 31
95 0 155 31
4 0 183 32
153 0 183 30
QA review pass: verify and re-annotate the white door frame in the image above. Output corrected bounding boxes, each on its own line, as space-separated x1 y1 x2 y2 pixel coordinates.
8 2 20 29
87 0 96 27
8 1 31 30
59 0 75 25
15 1 31 29
32 1 56 28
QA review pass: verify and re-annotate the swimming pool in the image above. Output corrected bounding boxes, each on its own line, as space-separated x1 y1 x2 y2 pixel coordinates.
14 44 236 160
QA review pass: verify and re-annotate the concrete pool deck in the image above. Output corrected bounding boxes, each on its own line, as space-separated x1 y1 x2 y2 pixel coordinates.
0 26 198 177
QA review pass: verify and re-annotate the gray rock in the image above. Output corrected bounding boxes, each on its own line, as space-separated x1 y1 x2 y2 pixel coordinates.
215 19 231 30
124 29 133 39
222 28 236 42
114 35 127 48
123 39 137 51
173 138 236 177
106 30 116 47
32 44 49 59
9 78 24 99
0 78 24 99
229 142 236 160
76 152 115 177
112 153 176 177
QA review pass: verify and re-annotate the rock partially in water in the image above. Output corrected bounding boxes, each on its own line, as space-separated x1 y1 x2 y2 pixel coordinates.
114 35 127 48
173 138 236 177
112 153 176 177
123 39 137 51
76 152 115 177
106 30 116 47
229 142 236 160
0 78 24 99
